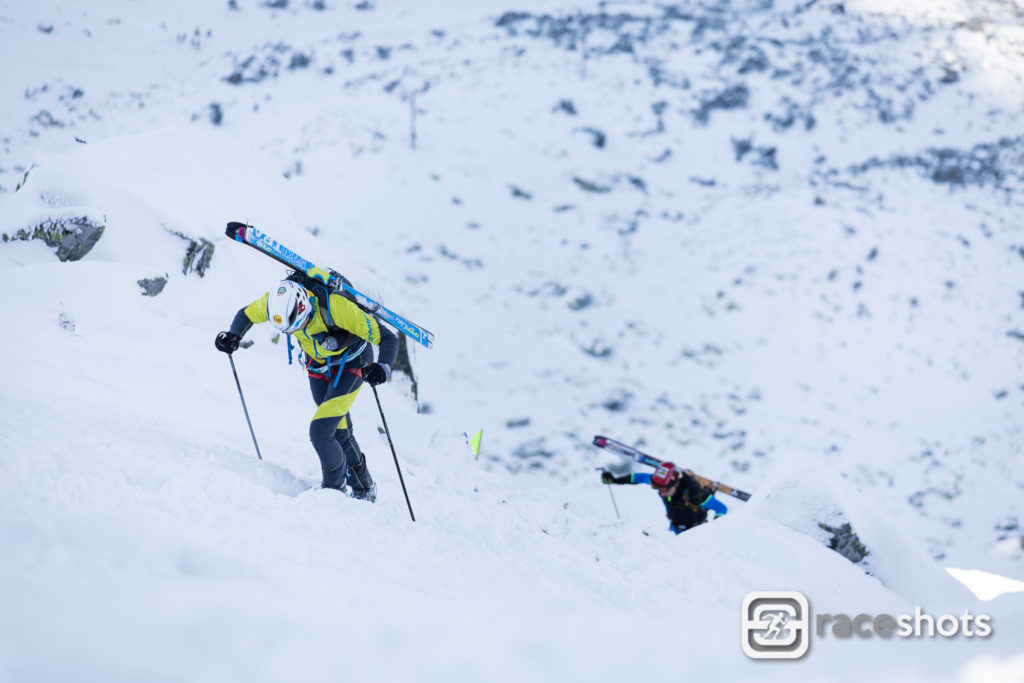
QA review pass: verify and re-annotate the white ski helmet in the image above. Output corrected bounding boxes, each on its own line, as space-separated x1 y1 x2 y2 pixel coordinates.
267 279 313 333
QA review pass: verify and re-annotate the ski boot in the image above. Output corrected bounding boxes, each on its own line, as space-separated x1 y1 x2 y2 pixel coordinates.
345 454 376 502
349 480 377 503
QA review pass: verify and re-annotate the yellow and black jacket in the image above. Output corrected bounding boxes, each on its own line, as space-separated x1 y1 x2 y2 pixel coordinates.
229 288 398 374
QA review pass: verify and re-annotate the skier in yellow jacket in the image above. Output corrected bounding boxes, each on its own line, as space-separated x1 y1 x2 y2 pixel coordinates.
215 268 398 501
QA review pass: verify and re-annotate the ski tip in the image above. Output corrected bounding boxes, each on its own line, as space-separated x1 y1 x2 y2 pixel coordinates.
592 435 607 447
225 221 247 241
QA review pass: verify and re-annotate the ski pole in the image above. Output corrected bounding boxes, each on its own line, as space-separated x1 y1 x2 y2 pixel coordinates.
370 383 415 521
596 467 621 520
607 483 621 520
227 354 263 461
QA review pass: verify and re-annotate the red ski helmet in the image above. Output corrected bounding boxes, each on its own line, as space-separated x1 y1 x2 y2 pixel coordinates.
652 462 680 488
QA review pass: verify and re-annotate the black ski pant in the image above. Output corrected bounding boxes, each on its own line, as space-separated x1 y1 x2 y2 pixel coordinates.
308 368 373 491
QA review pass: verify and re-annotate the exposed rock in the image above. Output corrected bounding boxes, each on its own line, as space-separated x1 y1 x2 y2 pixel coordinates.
695 84 749 125
573 176 611 193
732 137 778 170
819 521 869 563
579 336 612 357
57 311 75 333
138 275 169 297
577 127 606 148
512 437 554 467
1 214 105 261
30 110 64 128
392 334 418 403
845 136 1024 189
508 184 532 200
568 292 593 311
224 43 304 85
288 52 311 69
167 230 215 276
554 99 577 115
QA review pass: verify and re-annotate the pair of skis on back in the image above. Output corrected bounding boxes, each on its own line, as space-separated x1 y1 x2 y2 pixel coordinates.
592 435 752 501
225 221 434 349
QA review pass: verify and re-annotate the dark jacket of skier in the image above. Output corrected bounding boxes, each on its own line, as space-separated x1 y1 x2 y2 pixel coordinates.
601 466 728 533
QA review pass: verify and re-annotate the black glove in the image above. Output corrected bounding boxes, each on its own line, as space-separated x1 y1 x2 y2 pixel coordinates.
215 331 240 354
362 363 391 386
601 470 615 485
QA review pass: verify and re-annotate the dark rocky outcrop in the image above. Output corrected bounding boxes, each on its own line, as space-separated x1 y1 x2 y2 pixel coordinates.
1 214 105 261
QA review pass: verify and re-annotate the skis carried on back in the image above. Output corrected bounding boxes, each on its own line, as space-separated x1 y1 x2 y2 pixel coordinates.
592 435 752 501
225 221 434 349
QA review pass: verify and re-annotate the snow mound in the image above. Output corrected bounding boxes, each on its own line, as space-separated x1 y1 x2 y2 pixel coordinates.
753 462 975 606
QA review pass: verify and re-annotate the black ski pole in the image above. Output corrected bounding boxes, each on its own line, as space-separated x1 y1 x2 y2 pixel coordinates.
370 383 415 521
596 468 620 520
607 483 621 520
227 353 263 461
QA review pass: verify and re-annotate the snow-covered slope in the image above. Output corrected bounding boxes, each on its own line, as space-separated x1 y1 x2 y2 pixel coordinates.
1 0 1022 681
